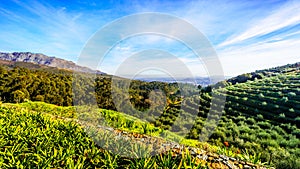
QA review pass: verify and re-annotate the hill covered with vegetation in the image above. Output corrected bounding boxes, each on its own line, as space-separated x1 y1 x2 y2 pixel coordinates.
0 60 299 168
184 63 300 168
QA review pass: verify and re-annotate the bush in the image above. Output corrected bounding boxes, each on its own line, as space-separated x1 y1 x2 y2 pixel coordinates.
257 132 271 140
288 92 296 97
246 117 256 125
274 155 300 169
289 108 295 113
210 130 225 141
279 113 285 118
261 101 267 106
258 93 264 99
257 121 271 129
292 129 300 138
273 126 286 135
281 96 288 102
257 114 264 120
287 138 300 148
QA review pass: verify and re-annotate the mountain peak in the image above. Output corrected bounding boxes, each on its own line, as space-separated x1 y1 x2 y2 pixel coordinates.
0 52 103 74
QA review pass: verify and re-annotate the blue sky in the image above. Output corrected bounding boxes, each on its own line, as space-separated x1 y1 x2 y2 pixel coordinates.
0 0 300 77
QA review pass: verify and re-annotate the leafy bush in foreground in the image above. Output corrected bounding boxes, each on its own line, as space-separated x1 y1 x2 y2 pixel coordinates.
0 103 211 168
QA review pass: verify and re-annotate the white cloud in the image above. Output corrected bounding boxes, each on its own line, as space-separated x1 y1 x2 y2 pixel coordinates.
1 0 299 77
219 1 300 47
1 0 95 61
219 38 300 76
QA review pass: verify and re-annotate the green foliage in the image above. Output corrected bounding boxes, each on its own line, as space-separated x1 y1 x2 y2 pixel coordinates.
0 104 104 168
183 64 300 168
0 102 214 168
1 61 300 168
274 159 300 169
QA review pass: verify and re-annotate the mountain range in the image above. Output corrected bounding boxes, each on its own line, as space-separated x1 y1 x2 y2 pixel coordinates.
0 52 104 74
0 52 218 85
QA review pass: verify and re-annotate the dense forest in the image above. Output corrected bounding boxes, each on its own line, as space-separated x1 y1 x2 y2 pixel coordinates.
0 61 299 168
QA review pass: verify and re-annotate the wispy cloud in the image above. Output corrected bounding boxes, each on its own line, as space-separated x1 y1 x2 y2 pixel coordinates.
210 0 300 76
0 0 97 60
0 0 299 77
218 1 300 47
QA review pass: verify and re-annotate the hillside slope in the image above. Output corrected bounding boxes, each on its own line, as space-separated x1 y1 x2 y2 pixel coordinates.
181 63 300 168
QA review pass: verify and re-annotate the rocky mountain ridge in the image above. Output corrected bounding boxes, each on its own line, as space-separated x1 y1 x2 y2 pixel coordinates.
0 52 102 73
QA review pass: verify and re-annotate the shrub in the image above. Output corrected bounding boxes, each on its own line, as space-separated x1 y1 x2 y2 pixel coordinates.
287 138 300 148
258 93 264 99
257 121 271 129
257 132 271 140
210 130 226 141
288 92 296 97
246 117 256 125
281 97 288 102
273 126 286 135
279 113 285 118
274 155 300 169
289 108 295 113
257 114 264 120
